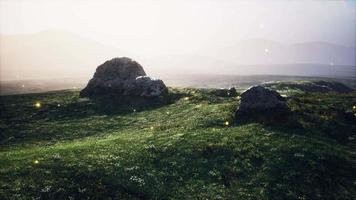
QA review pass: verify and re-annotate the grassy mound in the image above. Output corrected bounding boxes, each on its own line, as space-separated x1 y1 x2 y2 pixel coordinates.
0 88 355 199
263 80 354 95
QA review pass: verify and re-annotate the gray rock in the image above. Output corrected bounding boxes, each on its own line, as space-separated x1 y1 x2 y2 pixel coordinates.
235 86 291 121
214 87 237 97
131 76 168 97
80 57 168 98
228 87 237 96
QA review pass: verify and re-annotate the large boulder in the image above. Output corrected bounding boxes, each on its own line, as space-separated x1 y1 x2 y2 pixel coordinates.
80 57 168 98
235 86 291 122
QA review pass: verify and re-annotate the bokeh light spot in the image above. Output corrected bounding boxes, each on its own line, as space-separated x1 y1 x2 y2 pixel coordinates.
34 102 41 108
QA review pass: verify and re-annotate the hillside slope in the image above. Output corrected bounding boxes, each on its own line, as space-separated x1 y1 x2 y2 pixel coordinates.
0 88 355 199
0 30 130 80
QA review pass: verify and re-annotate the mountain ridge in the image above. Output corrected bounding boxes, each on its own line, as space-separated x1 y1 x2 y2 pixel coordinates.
1 30 355 80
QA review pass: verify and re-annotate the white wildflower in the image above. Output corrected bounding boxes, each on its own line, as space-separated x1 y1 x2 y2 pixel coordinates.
41 186 51 193
294 153 305 158
129 176 145 186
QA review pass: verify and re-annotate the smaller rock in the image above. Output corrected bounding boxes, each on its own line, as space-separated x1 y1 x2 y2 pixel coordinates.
228 87 237 96
133 76 168 97
214 87 237 97
340 110 356 122
235 86 291 122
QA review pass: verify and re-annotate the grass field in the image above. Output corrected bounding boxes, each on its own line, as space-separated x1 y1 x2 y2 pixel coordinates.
0 87 356 199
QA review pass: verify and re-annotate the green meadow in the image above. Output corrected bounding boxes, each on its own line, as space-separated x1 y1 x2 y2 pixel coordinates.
1 87 355 199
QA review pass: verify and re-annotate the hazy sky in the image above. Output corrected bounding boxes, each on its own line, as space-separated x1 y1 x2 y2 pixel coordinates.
1 0 355 56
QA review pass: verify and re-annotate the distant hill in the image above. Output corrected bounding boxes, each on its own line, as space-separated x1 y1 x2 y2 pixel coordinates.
0 31 355 80
147 56 355 78
211 39 356 65
0 30 130 80
144 39 356 77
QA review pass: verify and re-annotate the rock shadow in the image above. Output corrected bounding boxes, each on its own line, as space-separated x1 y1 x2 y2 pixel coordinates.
234 111 305 133
44 90 187 121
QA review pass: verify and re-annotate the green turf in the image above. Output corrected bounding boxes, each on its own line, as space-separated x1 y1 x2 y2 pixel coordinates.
0 88 355 200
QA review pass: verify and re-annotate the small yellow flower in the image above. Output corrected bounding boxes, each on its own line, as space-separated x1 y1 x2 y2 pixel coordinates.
184 97 189 101
353 105 356 110
150 126 154 130
34 160 39 164
224 121 229 126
